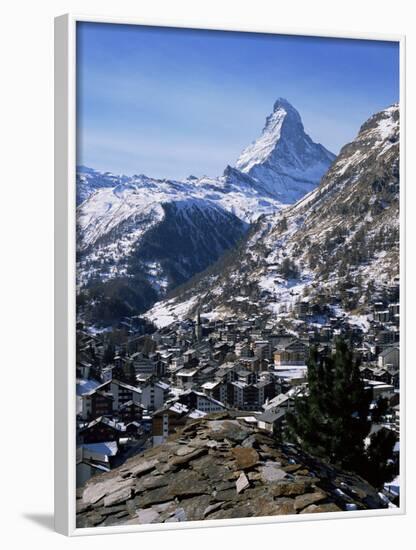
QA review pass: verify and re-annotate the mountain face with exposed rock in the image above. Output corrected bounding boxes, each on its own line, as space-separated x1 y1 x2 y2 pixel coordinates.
76 413 386 528
236 98 335 202
146 103 399 328
77 99 334 325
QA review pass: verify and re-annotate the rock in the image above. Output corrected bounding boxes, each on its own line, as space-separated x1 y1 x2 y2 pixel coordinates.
82 484 108 506
271 480 310 497
85 510 105 526
271 498 296 516
282 463 303 473
198 461 233 483
134 486 173 508
231 447 260 469
241 435 257 448
101 503 129 516
134 475 169 494
134 508 161 524
236 472 250 494
167 471 211 498
103 486 133 507
259 445 283 460
300 503 342 514
76 500 91 514
215 480 235 492
259 462 288 483
169 447 208 467
154 462 172 475
208 420 251 442
130 458 158 477
203 502 223 517
175 445 198 457
252 432 275 447
294 490 328 511
83 477 133 506
215 488 239 501
180 495 213 521
162 507 187 522
208 501 256 520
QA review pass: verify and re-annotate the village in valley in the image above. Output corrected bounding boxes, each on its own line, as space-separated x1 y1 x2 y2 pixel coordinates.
76 276 400 507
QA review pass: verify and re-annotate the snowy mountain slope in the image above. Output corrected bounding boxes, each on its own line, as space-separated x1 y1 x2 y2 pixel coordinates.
76 166 130 206
77 98 339 325
236 98 335 202
146 104 400 328
77 183 247 289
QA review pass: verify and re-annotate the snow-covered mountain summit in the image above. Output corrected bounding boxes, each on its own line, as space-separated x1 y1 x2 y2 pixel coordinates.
236 98 335 202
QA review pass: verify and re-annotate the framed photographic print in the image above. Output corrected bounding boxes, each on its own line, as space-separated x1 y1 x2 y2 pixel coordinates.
54 14 405 536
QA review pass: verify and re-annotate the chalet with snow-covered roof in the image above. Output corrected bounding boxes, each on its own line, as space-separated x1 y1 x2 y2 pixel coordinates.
107 379 142 409
79 417 125 444
177 389 226 414
118 400 144 423
80 387 114 421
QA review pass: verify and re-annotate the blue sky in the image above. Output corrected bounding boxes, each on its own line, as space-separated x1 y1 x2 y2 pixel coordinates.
76 22 400 179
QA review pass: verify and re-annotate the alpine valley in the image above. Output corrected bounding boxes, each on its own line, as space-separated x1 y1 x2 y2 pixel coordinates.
75 98 401 522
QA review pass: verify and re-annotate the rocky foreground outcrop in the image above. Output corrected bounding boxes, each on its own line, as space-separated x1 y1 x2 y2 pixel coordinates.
77 413 386 527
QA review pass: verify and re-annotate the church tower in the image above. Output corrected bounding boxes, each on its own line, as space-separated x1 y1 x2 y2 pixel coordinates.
194 309 202 342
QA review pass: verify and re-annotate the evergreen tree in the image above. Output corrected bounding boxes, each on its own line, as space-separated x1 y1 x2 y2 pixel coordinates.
362 428 397 488
287 338 396 487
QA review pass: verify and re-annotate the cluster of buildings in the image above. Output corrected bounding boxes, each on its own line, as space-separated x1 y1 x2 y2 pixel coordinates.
76 292 400 500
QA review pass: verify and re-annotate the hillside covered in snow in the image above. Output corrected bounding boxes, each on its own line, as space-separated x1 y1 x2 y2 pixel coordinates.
146 104 400 329
77 99 335 325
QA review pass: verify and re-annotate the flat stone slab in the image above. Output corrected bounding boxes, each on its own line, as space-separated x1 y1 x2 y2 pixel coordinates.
236 472 250 494
130 458 158 477
83 478 133 506
103 486 133 507
294 490 327 511
259 463 287 483
271 480 310 497
175 445 198 457
231 447 259 469
134 508 161 524
169 447 208 466
300 503 342 514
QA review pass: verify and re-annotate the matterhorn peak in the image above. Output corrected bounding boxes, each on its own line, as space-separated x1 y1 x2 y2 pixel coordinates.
272 97 301 117
235 98 335 203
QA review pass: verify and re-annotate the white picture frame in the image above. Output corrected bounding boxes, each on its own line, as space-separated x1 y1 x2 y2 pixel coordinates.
54 13 406 536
